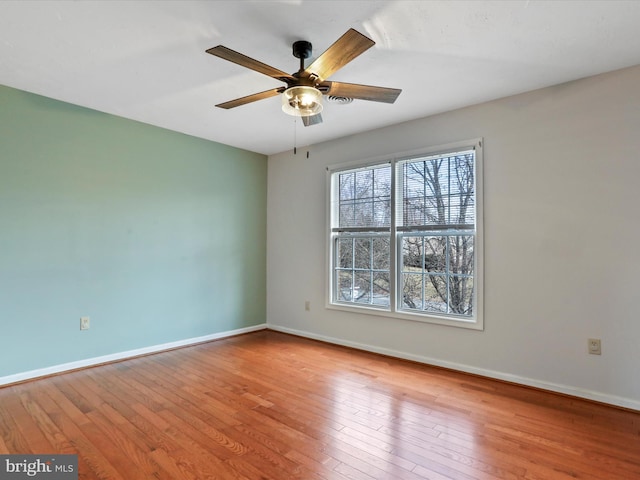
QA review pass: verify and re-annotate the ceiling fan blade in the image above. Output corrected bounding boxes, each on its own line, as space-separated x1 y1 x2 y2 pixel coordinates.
302 113 323 127
305 29 375 81
206 45 294 82
321 81 401 104
216 88 284 109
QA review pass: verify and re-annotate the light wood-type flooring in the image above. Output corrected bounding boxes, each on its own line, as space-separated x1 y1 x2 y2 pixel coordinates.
0 330 638 479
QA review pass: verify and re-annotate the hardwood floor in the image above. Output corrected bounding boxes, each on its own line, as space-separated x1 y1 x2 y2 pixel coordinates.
0 330 638 479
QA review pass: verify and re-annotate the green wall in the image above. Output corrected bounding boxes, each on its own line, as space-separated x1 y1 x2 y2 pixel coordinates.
0 85 267 377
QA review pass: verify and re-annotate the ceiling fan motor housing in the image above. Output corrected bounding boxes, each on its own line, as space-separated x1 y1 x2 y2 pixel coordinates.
292 40 312 60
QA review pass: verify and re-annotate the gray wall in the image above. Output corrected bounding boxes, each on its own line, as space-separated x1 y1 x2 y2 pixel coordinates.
267 65 640 409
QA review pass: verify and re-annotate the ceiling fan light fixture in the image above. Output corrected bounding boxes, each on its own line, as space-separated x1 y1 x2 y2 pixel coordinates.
281 85 323 117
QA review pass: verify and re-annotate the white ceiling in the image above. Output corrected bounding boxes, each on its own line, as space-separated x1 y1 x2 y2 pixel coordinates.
2 1 640 156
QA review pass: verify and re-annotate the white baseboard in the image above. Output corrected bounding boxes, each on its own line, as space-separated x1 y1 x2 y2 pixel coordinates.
0 323 267 387
268 324 640 412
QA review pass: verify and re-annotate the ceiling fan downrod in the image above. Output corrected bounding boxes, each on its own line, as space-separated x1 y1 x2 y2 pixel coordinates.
292 40 312 72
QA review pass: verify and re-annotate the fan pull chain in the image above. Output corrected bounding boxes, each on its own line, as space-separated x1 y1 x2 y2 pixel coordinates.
292 118 310 158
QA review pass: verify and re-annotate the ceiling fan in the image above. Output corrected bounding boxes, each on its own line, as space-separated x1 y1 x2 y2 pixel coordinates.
206 28 402 126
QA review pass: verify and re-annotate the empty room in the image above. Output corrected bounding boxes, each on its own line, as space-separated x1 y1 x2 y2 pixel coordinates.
1 1 639 479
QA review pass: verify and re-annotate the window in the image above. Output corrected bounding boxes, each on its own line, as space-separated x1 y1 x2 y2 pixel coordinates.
328 139 483 328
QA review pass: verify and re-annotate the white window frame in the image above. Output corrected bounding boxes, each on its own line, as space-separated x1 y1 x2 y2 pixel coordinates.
326 139 484 330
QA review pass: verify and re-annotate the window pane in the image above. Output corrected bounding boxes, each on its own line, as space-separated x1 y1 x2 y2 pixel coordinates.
353 199 373 227
402 236 423 271
449 236 474 275
403 196 425 226
424 275 448 313
449 276 473 316
402 273 423 309
337 271 353 301
424 236 446 273
373 200 390 227
354 238 371 269
339 172 355 200
337 238 353 268
354 272 371 304
354 169 373 199
372 272 390 306
424 194 448 225
372 237 389 270
450 154 475 226
339 202 355 228
402 236 447 274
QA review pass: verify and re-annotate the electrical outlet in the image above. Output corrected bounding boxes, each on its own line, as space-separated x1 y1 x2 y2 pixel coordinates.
588 338 601 355
304 300 310 311
80 316 90 331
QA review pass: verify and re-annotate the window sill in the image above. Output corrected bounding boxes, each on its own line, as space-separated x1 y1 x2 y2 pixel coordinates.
325 301 484 330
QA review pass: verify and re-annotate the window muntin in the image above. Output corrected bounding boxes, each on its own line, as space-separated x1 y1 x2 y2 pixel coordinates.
329 141 481 327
